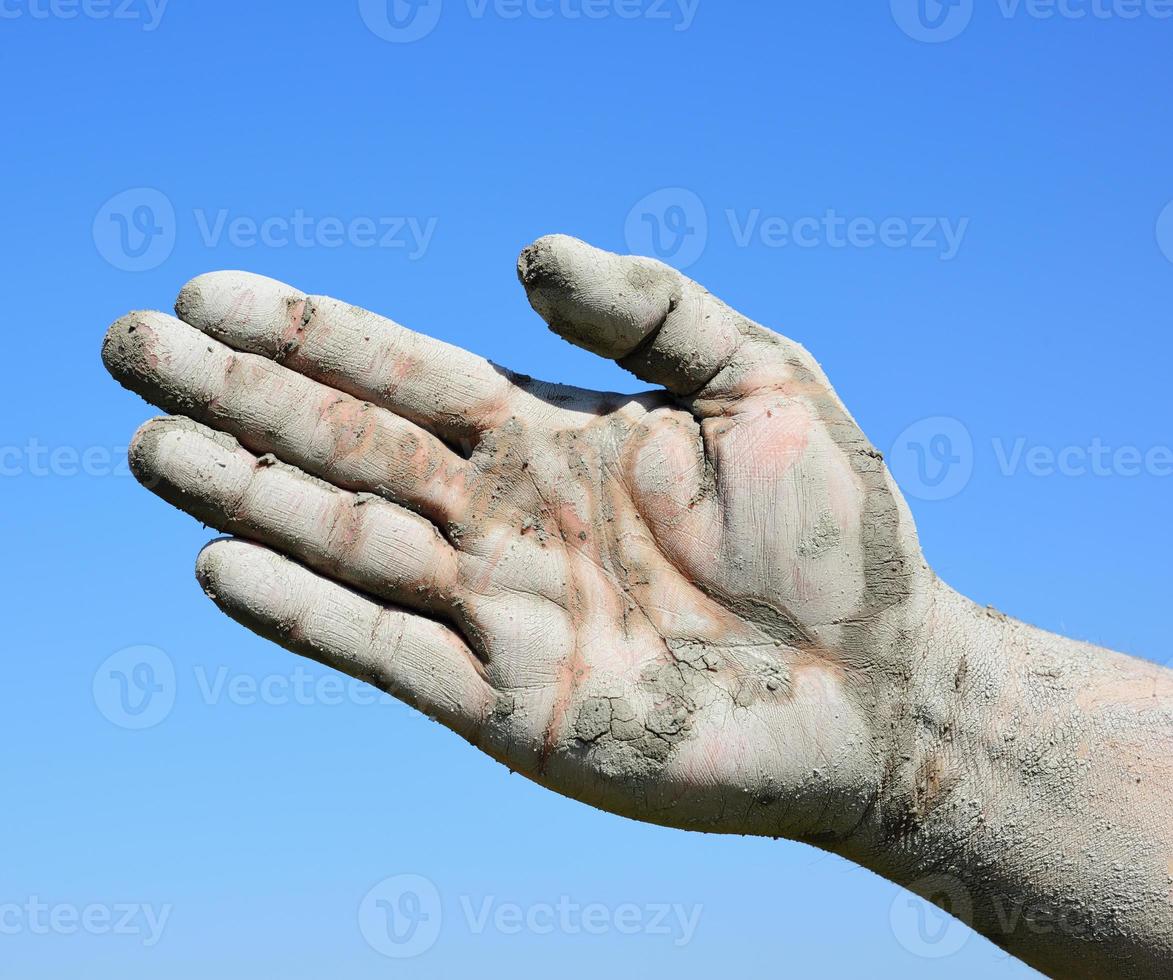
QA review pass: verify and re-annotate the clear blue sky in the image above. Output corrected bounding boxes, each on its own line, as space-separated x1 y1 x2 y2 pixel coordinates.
3 2 1171 977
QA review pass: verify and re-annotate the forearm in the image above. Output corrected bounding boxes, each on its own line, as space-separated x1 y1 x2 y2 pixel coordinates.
851 582 1173 979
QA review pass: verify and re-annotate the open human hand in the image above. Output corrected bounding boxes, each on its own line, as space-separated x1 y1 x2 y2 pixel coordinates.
101 235 1173 977
101 235 946 847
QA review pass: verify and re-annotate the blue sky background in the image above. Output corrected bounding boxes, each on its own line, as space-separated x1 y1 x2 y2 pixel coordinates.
3 2 1171 976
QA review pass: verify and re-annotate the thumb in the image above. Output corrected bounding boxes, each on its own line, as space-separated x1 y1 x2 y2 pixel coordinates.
517 234 751 398
515 235 834 417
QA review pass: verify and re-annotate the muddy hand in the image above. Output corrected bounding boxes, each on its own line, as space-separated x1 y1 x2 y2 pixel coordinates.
101 235 933 844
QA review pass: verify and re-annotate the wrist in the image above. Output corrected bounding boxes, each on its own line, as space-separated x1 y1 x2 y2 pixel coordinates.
842 578 1006 874
847 582 1173 978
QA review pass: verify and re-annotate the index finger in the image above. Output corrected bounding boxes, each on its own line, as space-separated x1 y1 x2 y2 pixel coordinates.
175 271 518 446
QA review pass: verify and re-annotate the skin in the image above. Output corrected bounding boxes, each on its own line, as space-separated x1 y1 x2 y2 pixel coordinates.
101 234 1172 978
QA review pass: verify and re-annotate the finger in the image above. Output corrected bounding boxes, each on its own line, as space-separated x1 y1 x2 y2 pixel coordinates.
175 271 517 444
131 416 458 613
196 538 491 741
516 234 839 415
102 311 469 528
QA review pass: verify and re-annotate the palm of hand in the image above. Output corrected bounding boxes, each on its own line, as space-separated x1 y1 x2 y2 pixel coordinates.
103 235 926 842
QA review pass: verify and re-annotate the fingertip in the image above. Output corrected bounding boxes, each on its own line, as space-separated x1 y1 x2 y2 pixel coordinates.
100 314 130 379
101 310 176 386
517 234 678 358
515 234 585 288
194 537 228 594
126 415 174 487
193 540 326 655
173 273 209 325
195 537 265 601
175 270 303 356
175 270 276 323
129 415 246 499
